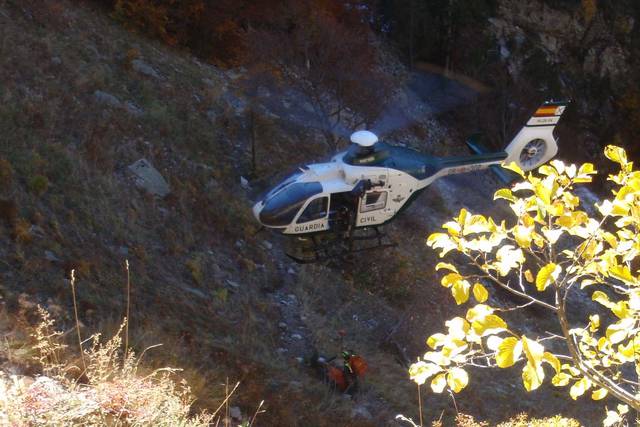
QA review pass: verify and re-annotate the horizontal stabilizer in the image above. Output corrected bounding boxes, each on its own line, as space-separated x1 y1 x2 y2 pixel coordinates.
465 134 515 183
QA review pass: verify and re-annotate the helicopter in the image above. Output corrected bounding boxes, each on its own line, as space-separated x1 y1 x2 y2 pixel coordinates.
252 100 569 263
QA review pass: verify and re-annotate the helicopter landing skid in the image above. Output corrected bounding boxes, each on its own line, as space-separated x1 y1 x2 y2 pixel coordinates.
285 226 397 264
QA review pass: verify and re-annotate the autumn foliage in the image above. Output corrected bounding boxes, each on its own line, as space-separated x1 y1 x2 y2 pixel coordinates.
411 146 640 426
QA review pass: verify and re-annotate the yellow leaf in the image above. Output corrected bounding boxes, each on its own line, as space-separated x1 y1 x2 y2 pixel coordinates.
513 225 533 248
522 362 544 391
538 165 557 176
552 372 571 387
611 301 629 319
522 336 544 367
427 233 458 257
609 264 635 284
551 159 566 175
604 145 627 166
435 262 459 273
465 304 493 322
592 290 614 308
409 361 442 385
431 373 447 393
496 337 522 368
494 245 524 276
603 410 622 427
618 340 635 361
472 283 488 303
542 352 560 373
447 367 469 393
494 188 515 202
591 388 608 400
536 263 560 291
524 269 534 283
502 161 525 178
486 335 503 351
463 214 490 235
472 314 507 337
588 314 600 332
606 318 634 344
534 181 552 205
445 317 470 340
427 333 447 349
569 377 591 400
441 273 463 288
451 280 471 305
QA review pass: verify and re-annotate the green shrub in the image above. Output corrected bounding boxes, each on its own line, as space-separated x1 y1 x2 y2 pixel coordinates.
28 175 49 196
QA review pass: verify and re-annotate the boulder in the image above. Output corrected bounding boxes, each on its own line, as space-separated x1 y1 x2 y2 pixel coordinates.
127 159 170 197
94 90 121 108
131 59 161 79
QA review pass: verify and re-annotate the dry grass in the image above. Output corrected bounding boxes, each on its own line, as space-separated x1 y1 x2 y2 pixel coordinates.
0 307 215 426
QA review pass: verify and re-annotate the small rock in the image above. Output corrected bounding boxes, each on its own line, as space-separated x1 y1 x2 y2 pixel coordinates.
125 101 144 117
229 406 242 420
287 267 296 275
51 57 62 66
29 225 45 238
131 59 161 79
301 101 314 113
127 158 171 197
240 176 250 189
278 322 287 330
291 333 303 340
181 285 207 299
222 92 247 115
277 347 288 354
235 240 244 248
351 405 372 420
295 357 304 363
44 250 61 263
94 90 121 108
287 294 297 302
225 280 240 289
262 240 273 250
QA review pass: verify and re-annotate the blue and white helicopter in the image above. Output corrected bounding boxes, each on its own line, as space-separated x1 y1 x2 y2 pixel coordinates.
252 101 569 262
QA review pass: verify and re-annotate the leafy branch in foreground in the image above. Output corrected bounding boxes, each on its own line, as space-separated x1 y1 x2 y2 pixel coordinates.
410 146 640 426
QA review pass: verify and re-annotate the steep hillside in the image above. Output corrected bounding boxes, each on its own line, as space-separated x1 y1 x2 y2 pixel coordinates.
0 1 612 425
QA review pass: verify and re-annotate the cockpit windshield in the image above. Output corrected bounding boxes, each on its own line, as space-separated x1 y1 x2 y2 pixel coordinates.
264 169 304 200
260 182 323 227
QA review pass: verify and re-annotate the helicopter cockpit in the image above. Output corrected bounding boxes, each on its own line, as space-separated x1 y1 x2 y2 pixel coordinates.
258 181 323 227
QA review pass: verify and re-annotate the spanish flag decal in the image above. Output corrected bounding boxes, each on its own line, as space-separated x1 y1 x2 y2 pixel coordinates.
534 105 566 117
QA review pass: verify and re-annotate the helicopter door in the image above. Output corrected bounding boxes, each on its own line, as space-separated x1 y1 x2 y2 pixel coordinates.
291 196 329 234
356 190 388 226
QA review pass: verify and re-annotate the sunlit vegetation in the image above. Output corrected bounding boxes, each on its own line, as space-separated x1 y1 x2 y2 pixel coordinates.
410 146 640 425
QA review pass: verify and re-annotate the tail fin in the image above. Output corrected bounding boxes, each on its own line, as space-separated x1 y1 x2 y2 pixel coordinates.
504 100 570 171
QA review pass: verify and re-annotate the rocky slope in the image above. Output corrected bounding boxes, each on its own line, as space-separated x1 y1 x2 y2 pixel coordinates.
0 1 615 425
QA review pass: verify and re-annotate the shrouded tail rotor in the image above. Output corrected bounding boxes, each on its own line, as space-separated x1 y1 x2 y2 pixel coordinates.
504 100 569 171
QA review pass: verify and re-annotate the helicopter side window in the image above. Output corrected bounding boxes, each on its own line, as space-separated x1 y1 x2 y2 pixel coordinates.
297 197 328 223
360 191 387 213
